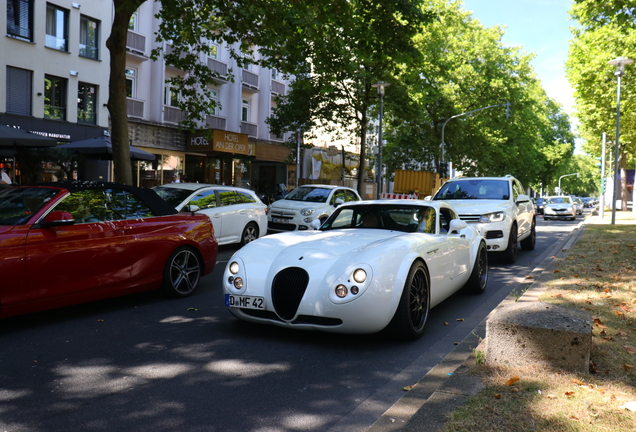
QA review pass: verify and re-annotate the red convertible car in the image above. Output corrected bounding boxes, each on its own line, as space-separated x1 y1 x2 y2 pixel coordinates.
0 182 218 319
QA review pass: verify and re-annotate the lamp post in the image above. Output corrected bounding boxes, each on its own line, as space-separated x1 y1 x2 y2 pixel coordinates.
608 56 633 224
372 81 390 199
558 172 578 195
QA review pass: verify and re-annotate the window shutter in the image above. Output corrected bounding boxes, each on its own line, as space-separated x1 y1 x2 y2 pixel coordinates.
6 66 32 115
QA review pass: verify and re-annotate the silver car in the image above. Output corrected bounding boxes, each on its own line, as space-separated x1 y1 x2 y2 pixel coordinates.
544 196 576 221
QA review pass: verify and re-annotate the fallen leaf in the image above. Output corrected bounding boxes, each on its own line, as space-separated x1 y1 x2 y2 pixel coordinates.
494 394 501 399
565 391 575 397
547 394 557 399
97 319 104 322
625 346 636 355
403 383 416 391
553 269 561 273
456 318 464 321
623 364 634 371
444 322 449 325
569 416 580 421
572 379 585 385
505 376 520 386
525 275 534 279
187 308 199 311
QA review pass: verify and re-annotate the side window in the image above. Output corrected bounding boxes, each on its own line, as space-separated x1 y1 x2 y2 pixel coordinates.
344 190 359 202
54 189 112 223
189 190 217 209
219 190 239 206
438 208 453 234
108 189 154 219
331 189 346 205
236 191 256 204
513 180 525 200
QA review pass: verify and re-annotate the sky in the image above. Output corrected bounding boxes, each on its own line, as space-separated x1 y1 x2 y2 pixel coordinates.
461 0 576 116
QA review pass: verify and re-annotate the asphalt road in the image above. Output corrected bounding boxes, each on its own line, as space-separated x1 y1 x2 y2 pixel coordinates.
0 213 586 432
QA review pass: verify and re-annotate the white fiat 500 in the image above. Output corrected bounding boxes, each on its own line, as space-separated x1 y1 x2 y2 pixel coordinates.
224 200 487 340
268 184 361 233
154 183 267 246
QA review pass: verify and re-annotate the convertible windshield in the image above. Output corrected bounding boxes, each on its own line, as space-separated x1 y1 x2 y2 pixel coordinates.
434 179 509 200
285 186 331 203
321 204 438 234
0 187 60 225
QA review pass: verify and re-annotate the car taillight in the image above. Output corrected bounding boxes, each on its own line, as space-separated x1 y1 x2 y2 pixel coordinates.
265 207 269 215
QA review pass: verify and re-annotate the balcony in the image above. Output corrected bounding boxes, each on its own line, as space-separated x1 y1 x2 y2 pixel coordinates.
126 98 144 118
240 122 258 137
242 70 259 91
164 106 186 124
207 58 229 81
206 115 226 130
126 31 146 58
271 80 286 95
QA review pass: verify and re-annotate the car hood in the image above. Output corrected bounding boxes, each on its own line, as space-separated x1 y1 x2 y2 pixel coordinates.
270 199 329 211
438 200 508 215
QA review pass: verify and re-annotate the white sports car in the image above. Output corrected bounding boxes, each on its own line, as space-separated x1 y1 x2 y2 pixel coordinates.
223 200 488 339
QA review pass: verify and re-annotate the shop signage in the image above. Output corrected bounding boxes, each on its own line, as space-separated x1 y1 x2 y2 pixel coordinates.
187 130 249 155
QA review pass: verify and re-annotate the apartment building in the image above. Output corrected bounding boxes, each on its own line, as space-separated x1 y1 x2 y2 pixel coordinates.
2 1 294 193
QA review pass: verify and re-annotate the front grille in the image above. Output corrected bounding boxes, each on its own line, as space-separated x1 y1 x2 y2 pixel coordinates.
459 215 481 222
485 230 504 239
268 222 297 231
271 267 309 320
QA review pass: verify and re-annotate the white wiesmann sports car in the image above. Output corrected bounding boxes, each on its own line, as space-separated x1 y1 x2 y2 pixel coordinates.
223 200 488 339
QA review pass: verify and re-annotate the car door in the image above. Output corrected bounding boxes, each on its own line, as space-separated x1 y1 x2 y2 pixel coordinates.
440 207 470 280
513 180 532 236
216 189 243 244
25 188 133 302
189 188 224 243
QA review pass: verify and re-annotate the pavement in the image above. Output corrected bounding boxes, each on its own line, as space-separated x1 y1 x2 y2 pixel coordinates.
366 209 636 432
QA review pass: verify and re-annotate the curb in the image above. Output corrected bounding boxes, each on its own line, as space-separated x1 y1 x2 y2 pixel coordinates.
366 219 589 432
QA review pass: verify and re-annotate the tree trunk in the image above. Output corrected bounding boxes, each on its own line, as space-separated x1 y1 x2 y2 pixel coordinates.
356 111 368 198
106 0 146 185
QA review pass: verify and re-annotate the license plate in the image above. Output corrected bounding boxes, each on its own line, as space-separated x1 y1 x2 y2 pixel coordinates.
225 294 265 310
272 218 288 224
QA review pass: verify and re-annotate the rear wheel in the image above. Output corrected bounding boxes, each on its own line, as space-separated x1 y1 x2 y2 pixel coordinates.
520 218 536 251
501 223 518 264
387 261 429 340
464 241 488 294
240 222 259 246
161 247 201 298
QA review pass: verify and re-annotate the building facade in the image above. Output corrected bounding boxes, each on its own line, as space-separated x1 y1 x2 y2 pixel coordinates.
2 0 294 192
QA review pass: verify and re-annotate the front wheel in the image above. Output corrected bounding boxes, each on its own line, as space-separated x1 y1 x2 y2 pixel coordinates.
501 223 518 264
240 222 259 246
520 218 536 251
463 241 488 294
161 247 202 298
387 261 430 340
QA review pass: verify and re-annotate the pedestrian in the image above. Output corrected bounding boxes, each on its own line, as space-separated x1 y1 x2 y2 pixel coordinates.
0 168 11 185
171 174 180 183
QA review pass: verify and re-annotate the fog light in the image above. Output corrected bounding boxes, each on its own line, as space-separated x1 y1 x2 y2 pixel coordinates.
233 277 243 289
303 217 314 223
351 286 359 295
335 284 348 298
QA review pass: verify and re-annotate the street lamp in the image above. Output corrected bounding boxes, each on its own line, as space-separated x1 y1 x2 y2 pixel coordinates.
558 172 578 195
372 81 390 199
608 56 633 224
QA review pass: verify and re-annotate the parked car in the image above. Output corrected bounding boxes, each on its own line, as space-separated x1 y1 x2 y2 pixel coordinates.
581 197 594 208
154 183 268 246
534 197 546 215
429 175 535 263
0 182 218 319
267 184 361 233
224 200 487 339
544 196 576 220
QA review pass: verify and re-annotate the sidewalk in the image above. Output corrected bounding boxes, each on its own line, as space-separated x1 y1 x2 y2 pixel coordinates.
366 209 636 432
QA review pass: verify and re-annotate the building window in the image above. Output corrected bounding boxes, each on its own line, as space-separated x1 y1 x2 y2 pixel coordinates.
125 67 137 98
164 84 180 107
128 9 138 31
45 3 69 52
44 75 67 120
6 66 32 115
7 0 33 41
241 98 250 122
77 83 97 125
79 15 99 59
271 68 279 80
210 89 219 115
208 40 219 59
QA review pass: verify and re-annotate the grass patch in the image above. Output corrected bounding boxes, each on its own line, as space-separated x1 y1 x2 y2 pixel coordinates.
441 218 636 432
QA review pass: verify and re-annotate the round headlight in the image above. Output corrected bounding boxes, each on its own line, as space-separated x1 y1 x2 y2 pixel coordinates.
233 277 244 289
229 262 240 274
300 208 315 216
335 284 348 298
352 269 367 283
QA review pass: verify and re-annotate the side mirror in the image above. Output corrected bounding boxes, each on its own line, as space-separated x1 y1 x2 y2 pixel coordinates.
516 194 530 204
448 219 468 234
39 211 75 228
334 198 344 207
424 196 432 201
186 204 200 212
310 219 322 230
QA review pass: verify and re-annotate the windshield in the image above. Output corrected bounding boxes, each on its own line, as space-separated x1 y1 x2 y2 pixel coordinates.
321 204 438 234
285 186 331 203
0 187 60 225
153 186 196 208
433 179 509 200
547 197 571 204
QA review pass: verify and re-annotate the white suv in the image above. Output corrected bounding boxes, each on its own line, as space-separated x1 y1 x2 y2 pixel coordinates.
268 184 361 233
431 175 536 263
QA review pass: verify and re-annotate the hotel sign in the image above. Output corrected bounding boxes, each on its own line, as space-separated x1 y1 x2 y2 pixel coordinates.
187 130 249 155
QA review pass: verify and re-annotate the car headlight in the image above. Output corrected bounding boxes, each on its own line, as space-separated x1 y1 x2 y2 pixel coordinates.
479 212 505 223
352 268 367 283
567 206 573 211
300 208 315 216
229 261 240 274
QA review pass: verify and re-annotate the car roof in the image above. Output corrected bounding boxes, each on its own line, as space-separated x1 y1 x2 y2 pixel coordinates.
296 184 347 190
155 183 256 194
340 199 447 209
19 181 179 216
444 176 513 181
